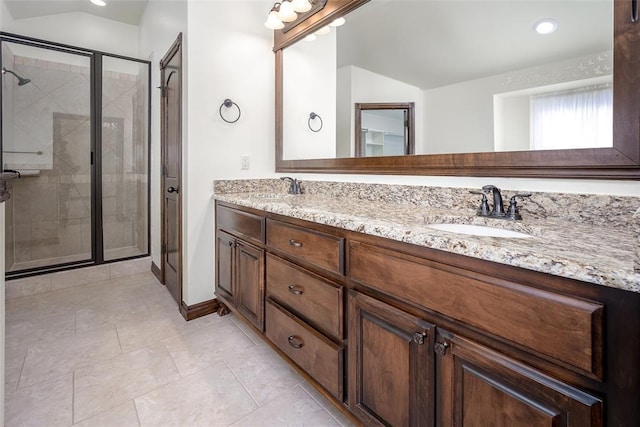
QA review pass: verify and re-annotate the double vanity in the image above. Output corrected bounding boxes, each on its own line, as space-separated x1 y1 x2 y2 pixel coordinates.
213 179 640 426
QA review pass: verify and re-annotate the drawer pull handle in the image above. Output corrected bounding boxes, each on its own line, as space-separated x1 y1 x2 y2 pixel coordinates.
287 285 304 295
287 335 304 349
289 239 303 248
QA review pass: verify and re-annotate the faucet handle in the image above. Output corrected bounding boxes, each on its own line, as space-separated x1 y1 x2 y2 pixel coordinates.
507 193 531 220
469 190 490 216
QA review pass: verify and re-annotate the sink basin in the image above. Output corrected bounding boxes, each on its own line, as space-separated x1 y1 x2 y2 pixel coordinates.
426 223 533 238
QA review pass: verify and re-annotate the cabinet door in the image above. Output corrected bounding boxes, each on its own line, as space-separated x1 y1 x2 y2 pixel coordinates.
215 231 235 304
348 290 435 427
235 241 265 331
437 332 602 427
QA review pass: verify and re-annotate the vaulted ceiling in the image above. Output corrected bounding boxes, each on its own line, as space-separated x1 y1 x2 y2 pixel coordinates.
4 0 149 25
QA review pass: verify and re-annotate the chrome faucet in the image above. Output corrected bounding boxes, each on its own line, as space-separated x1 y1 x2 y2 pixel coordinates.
470 185 531 220
280 177 302 194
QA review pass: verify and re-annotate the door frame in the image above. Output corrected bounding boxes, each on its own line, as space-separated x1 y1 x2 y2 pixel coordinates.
159 33 183 303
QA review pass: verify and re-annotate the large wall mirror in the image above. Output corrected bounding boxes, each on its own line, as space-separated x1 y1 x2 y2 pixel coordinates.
274 0 640 178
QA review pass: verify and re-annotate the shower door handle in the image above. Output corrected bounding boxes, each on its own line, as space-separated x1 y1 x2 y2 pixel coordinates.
167 186 179 194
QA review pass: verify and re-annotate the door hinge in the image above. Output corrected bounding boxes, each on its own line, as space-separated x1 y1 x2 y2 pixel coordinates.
412 331 426 345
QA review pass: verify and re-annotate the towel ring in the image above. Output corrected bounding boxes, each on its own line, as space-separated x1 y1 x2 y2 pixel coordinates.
308 112 323 132
219 99 241 123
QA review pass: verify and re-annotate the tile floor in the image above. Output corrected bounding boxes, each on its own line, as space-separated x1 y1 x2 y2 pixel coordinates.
5 271 354 426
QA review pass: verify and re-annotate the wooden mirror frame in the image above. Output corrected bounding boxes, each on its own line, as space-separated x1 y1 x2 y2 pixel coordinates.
274 0 640 179
354 102 415 157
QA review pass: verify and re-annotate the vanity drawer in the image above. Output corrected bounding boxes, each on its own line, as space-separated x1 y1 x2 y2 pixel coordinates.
266 300 343 400
348 240 604 379
266 254 343 339
216 205 265 245
266 219 344 274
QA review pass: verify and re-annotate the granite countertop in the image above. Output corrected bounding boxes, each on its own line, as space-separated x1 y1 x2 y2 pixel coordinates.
213 191 640 293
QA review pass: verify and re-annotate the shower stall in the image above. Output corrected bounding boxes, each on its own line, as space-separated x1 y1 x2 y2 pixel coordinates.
1 33 150 277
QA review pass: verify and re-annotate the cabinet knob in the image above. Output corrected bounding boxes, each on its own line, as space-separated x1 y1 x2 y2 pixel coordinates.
434 341 449 355
288 239 303 248
228 240 234 247
287 285 304 295
287 335 304 349
412 331 426 345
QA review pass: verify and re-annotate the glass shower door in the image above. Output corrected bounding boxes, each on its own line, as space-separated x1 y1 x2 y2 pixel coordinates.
2 40 93 272
101 55 149 261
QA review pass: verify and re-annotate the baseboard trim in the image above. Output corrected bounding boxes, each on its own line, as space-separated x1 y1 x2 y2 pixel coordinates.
151 262 162 283
180 298 220 321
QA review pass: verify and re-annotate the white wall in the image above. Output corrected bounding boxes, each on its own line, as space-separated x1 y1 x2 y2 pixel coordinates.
0 203 4 427
283 30 336 160
185 0 275 305
0 10 139 58
337 65 423 156
424 51 613 154
138 0 188 279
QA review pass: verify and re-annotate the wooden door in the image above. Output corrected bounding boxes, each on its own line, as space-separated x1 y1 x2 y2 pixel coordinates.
348 290 435 427
160 33 182 305
215 231 235 305
436 332 602 427
235 240 265 331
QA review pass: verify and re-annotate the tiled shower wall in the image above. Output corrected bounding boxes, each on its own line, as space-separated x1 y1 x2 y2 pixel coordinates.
4 52 148 271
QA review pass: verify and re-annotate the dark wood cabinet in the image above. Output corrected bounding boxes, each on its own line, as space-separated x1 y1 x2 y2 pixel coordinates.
215 230 265 331
215 206 266 332
348 290 435 427
436 331 602 427
215 201 640 426
215 231 235 302
235 240 265 331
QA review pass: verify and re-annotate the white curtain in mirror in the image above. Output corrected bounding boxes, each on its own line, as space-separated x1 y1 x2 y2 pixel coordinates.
530 85 612 150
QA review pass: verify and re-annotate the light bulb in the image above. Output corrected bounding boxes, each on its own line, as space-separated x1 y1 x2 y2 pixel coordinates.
329 17 345 27
91 0 106 6
315 26 331 36
303 34 317 42
277 1 298 23
291 0 312 13
534 18 558 35
265 8 285 29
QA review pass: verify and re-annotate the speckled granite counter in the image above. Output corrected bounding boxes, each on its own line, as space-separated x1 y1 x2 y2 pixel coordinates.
213 179 640 293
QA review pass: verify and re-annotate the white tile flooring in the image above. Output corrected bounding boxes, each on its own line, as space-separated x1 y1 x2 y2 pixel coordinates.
5 271 354 426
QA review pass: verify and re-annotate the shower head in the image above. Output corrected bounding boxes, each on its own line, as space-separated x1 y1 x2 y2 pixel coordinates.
2 67 31 86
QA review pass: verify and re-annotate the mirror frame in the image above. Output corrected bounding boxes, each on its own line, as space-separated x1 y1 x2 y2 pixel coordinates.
274 0 640 179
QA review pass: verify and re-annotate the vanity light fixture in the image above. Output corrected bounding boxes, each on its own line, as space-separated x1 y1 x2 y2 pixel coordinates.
265 0 328 31
291 0 312 13
90 0 106 6
264 3 285 29
329 17 346 27
534 18 558 35
303 34 317 41
277 0 298 22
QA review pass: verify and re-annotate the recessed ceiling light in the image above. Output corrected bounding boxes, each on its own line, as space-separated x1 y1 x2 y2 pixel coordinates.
91 0 107 6
534 18 558 35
